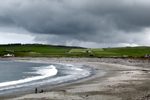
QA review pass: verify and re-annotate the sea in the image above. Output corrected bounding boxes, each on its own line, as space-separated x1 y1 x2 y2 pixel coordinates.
0 60 96 97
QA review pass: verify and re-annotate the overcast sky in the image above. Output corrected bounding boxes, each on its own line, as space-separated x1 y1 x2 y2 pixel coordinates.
0 0 150 48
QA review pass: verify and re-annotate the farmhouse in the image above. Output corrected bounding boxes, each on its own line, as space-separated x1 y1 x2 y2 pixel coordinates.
123 55 128 57
79 50 93 53
4 54 14 57
145 54 150 58
6 50 14 52
86 50 92 53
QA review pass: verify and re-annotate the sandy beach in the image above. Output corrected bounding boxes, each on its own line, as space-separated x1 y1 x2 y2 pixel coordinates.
1 57 150 100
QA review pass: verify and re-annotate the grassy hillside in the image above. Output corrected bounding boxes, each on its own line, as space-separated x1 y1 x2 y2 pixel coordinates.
0 44 84 57
69 46 150 58
69 48 104 53
0 44 150 58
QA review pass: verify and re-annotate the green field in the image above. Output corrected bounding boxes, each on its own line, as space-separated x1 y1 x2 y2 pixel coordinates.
69 48 104 53
0 44 150 58
0 44 83 57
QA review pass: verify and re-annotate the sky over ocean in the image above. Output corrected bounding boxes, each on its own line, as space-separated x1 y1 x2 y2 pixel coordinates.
0 0 150 48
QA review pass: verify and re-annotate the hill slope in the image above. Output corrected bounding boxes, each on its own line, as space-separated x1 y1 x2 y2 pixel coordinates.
0 44 150 58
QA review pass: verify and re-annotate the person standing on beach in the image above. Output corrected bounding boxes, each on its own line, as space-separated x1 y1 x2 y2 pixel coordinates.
35 88 37 94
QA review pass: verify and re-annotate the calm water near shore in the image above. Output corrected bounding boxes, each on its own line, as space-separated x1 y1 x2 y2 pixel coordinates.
0 60 94 97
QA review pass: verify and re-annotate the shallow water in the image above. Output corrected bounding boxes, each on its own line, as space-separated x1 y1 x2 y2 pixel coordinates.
0 60 93 96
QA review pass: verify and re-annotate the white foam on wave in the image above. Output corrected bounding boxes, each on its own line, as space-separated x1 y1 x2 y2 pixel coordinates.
74 67 83 71
61 63 90 76
0 65 58 87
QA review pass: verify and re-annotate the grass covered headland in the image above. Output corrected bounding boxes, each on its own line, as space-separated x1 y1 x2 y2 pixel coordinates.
0 44 150 58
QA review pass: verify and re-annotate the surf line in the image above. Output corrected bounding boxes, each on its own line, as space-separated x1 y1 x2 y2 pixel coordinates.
0 65 58 87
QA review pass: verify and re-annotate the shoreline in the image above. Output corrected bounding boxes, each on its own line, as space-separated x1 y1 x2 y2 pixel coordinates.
1 57 150 100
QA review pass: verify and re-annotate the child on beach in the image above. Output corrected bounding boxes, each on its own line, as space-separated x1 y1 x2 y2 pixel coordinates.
40 89 43 93
35 88 37 94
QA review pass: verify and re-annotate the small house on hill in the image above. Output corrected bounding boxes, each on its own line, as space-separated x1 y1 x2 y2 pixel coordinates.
79 50 92 53
4 54 14 57
6 50 14 52
145 54 150 58
86 50 92 53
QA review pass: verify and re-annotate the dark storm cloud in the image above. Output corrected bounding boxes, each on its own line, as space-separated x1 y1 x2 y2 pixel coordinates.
0 16 14 26
0 0 150 45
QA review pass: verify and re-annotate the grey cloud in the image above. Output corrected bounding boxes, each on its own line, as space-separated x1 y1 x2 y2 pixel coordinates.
0 0 150 47
0 16 14 26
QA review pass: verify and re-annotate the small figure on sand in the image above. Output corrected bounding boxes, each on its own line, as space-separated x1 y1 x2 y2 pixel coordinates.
40 89 43 93
35 88 37 94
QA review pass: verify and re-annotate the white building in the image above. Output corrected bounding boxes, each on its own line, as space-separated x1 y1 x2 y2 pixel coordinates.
4 54 14 57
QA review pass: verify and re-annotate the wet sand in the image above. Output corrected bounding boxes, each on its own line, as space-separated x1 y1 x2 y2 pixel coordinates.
1 57 150 100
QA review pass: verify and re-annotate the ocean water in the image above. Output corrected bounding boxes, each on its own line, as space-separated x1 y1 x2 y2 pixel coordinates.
0 60 93 96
